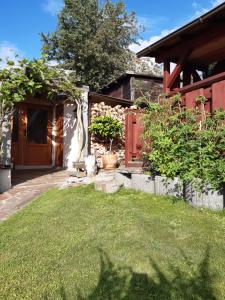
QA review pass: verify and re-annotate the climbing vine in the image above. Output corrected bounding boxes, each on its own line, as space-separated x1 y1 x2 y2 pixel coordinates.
0 58 82 165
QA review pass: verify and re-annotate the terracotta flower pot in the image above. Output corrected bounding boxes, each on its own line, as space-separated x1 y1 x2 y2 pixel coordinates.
102 154 118 170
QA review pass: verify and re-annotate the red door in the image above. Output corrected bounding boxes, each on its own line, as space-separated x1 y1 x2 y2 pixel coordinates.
12 103 53 167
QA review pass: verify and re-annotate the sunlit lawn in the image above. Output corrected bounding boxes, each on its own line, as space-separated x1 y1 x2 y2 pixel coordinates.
0 185 225 299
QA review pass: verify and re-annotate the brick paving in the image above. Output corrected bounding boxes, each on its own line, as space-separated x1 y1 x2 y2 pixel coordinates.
0 169 71 221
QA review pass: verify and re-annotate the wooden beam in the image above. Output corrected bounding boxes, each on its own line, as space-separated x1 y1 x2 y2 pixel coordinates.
155 25 225 64
183 67 192 86
167 64 182 89
192 69 202 82
167 50 192 89
169 70 225 96
163 60 170 93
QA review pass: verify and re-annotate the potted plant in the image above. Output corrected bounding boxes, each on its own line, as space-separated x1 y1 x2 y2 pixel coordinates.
89 115 123 170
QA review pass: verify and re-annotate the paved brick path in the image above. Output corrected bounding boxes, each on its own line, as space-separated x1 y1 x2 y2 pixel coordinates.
0 169 71 221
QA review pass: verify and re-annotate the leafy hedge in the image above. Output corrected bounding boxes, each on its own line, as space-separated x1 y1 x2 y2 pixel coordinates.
142 95 225 190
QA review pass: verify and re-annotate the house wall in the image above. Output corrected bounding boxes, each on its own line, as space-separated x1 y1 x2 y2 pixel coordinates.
0 118 12 193
63 86 89 169
103 77 131 100
103 76 163 102
1 117 11 166
132 77 163 101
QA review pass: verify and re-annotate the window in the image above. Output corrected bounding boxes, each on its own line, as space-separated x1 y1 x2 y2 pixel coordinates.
27 109 48 144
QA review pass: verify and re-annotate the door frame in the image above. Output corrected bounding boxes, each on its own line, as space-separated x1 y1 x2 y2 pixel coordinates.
11 100 63 169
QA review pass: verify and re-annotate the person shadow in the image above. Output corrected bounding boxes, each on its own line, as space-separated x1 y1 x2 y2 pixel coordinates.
44 247 217 300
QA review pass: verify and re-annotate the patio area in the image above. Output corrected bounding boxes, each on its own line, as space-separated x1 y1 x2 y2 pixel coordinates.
0 169 71 221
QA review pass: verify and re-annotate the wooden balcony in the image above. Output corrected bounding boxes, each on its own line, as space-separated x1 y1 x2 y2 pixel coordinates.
168 72 225 112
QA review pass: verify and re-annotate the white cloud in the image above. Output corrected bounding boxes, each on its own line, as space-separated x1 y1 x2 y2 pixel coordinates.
129 28 176 54
42 0 63 16
212 0 224 7
131 0 225 54
0 41 23 69
137 15 169 34
192 0 224 17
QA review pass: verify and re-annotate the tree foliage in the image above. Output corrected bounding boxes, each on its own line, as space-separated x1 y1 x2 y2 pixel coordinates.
41 0 139 91
141 95 225 190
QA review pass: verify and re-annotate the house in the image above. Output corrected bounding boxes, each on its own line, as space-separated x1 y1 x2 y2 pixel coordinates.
137 2 225 111
0 85 89 193
9 86 89 170
125 2 225 168
100 71 163 102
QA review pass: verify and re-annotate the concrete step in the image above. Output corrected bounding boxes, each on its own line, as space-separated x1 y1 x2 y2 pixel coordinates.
94 179 122 194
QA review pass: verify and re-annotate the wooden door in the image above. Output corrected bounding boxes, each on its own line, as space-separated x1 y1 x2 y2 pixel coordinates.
12 103 53 167
125 110 144 167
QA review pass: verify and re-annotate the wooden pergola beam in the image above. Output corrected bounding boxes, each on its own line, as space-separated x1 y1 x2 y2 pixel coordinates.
192 69 202 82
155 25 225 64
166 50 192 90
163 60 170 93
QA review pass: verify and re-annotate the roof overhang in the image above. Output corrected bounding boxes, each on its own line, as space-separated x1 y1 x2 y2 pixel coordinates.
137 2 225 68
101 71 162 92
89 92 132 107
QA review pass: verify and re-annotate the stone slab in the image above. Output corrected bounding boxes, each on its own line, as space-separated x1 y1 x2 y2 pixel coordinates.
155 176 183 198
115 172 132 189
131 174 155 194
95 180 122 194
184 182 224 211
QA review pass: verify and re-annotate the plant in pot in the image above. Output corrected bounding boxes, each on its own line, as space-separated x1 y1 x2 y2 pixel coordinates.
89 115 123 170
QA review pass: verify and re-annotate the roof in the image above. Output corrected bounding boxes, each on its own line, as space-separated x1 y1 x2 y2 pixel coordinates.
137 2 225 67
101 71 162 92
89 92 132 107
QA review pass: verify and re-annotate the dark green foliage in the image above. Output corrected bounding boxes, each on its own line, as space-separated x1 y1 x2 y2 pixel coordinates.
89 115 123 151
41 0 139 91
142 95 225 190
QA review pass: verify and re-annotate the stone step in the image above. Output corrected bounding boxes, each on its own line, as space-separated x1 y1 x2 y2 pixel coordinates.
94 180 122 194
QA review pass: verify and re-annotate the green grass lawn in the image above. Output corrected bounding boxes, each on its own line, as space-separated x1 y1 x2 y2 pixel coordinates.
0 185 225 299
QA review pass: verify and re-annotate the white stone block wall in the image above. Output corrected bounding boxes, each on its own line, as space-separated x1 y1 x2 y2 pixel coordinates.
63 86 89 169
1 118 11 166
0 169 11 193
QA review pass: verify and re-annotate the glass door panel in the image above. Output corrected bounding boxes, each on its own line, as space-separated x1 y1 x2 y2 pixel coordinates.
27 109 48 144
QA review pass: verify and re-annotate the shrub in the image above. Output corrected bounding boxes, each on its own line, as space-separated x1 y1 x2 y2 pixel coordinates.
89 116 123 152
141 95 225 190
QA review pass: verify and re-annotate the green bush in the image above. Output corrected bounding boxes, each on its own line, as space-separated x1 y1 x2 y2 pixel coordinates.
89 116 123 152
141 95 225 190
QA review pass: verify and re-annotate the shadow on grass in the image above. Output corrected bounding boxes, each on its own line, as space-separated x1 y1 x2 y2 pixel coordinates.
45 247 216 300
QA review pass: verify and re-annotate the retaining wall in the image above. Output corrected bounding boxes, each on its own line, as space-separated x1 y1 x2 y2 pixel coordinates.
116 171 224 210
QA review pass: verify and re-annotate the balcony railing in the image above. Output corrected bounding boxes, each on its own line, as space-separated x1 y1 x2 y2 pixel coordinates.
168 71 225 112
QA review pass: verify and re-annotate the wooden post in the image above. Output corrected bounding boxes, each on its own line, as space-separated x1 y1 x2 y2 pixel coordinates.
183 67 192 86
163 60 170 94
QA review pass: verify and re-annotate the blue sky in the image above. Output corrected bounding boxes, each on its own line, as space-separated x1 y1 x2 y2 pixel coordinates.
0 0 224 65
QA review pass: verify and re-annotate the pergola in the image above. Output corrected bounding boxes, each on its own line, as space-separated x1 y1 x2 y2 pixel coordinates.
137 2 225 111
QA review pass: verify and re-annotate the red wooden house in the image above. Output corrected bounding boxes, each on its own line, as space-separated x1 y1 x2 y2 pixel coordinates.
125 2 225 167
137 2 225 112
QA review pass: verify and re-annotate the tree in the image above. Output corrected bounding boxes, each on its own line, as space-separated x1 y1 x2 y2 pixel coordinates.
41 0 139 91
128 54 162 77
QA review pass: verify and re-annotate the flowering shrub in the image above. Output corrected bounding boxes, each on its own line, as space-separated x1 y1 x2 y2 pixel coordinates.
142 95 225 190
